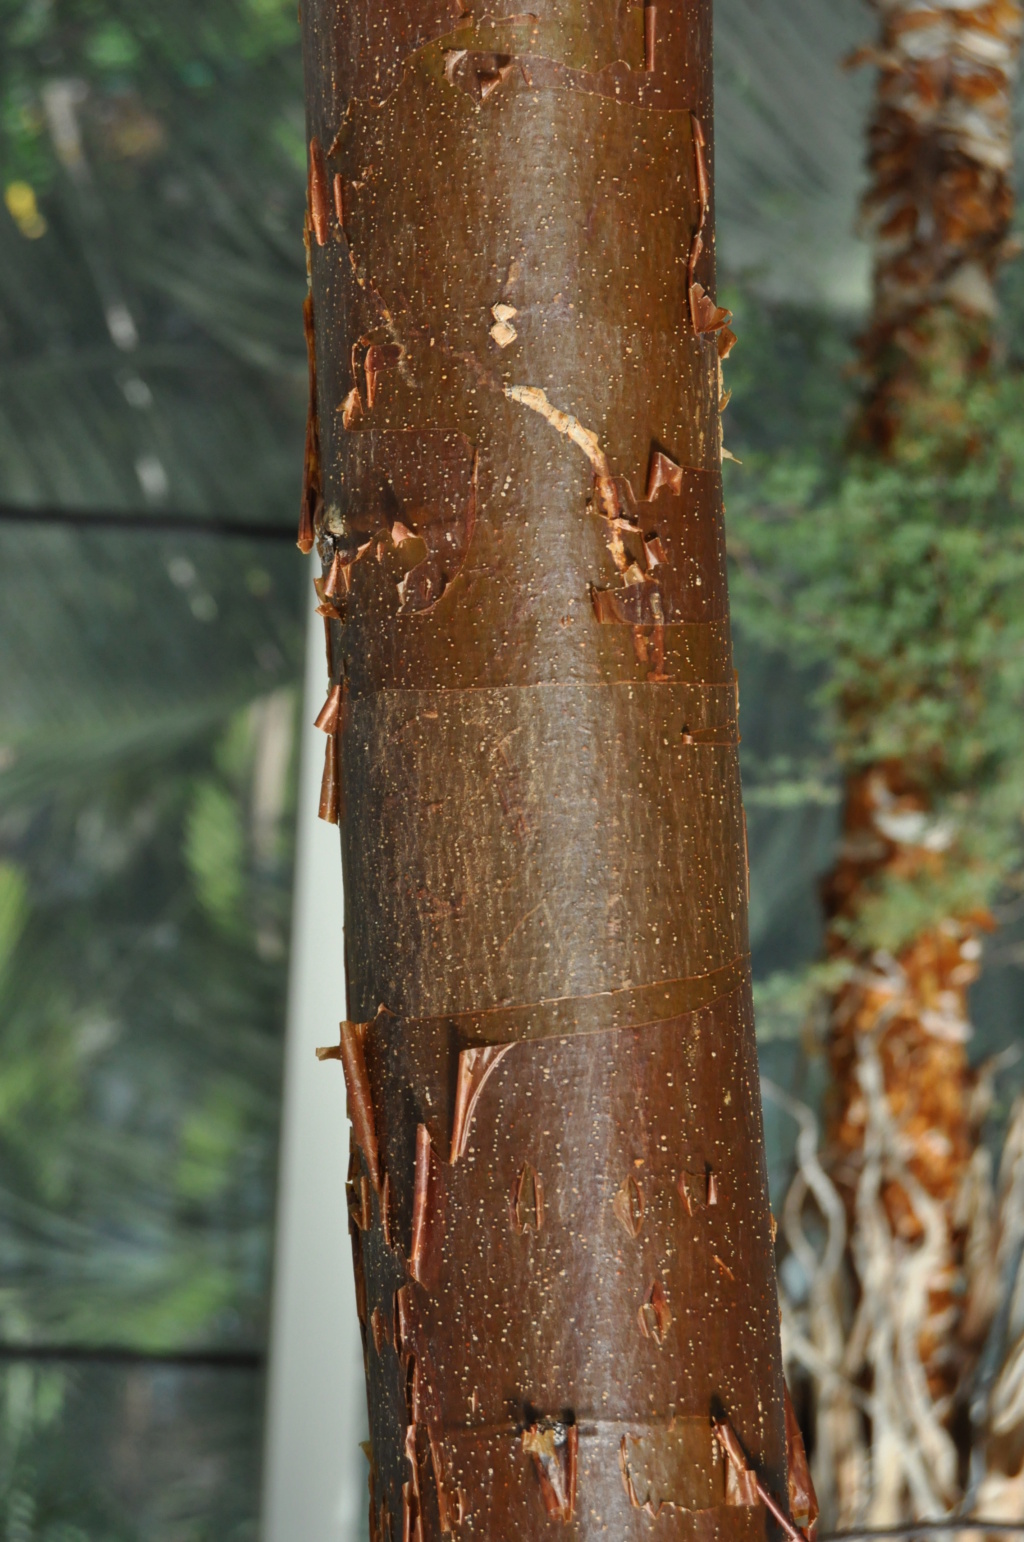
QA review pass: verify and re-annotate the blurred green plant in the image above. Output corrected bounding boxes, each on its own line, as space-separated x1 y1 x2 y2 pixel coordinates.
0 0 308 516
0 686 300 1352
729 366 1024 957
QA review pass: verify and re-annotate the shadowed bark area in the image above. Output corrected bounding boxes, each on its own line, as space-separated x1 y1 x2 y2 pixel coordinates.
299 0 789 1535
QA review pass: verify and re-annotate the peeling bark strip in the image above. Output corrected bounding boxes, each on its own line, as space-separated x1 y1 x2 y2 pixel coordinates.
714 1418 807 1542
317 1018 380 1188
522 1419 578 1522
300 0 787 1534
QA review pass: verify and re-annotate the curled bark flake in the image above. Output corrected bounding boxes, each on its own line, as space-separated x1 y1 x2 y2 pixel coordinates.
332 171 345 228
315 681 343 734
351 1226 368 1326
371 1305 386 1354
725 1461 760 1508
341 539 374 595
443 49 520 101
691 113 709 219
478 59 518 98
316 1018 381 1188
589 578 664 629
612 1173 645 1238
712 1253 735 1282
381 1170 393 1247
619 1436 641 1507
450 1044 513 1162
706 1167 718 1206
646 448 683 501
299 293 321 554
297 489 316 556
588 438 707 648
689 281 732 337
318 734 340 823
322 549 347 598
686 113 710 294
409 1123 444 1285
347 1169 372 1231
341 386 365 429
644 3 656 71
428 1425 463 1534
715 1415 804 1538
784 1382 819 1540
687 228 703 294
395 1286 413 1356
365 343 404 409
638 1280 672 1343
643 534 666 568
309 135 330 246
401 1481 423 1542
391 520 417 546
511 1161 544 1233
405 1353 424 1422
522 1418 578 1523
714 1417 759 1507
717 326 737 360
336 433 477 615
443 47 468 82
504 384 611 475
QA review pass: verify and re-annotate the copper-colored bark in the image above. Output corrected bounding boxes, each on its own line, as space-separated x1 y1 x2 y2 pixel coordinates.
300 0 787 1534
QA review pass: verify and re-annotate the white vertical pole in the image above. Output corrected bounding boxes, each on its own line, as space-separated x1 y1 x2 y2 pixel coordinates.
261 593 367 1542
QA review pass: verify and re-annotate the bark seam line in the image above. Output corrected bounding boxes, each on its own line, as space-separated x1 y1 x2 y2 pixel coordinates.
373 960 750 1046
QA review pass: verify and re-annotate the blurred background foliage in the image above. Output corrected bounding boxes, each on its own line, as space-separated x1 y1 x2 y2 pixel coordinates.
0 0 308 1534
1 0 1023 1535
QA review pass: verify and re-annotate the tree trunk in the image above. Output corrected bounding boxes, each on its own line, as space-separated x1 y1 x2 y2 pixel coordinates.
811 0 1022 1524
298 2 789 1536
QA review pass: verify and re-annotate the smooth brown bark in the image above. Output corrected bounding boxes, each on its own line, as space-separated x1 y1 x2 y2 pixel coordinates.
300 1 787 1535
